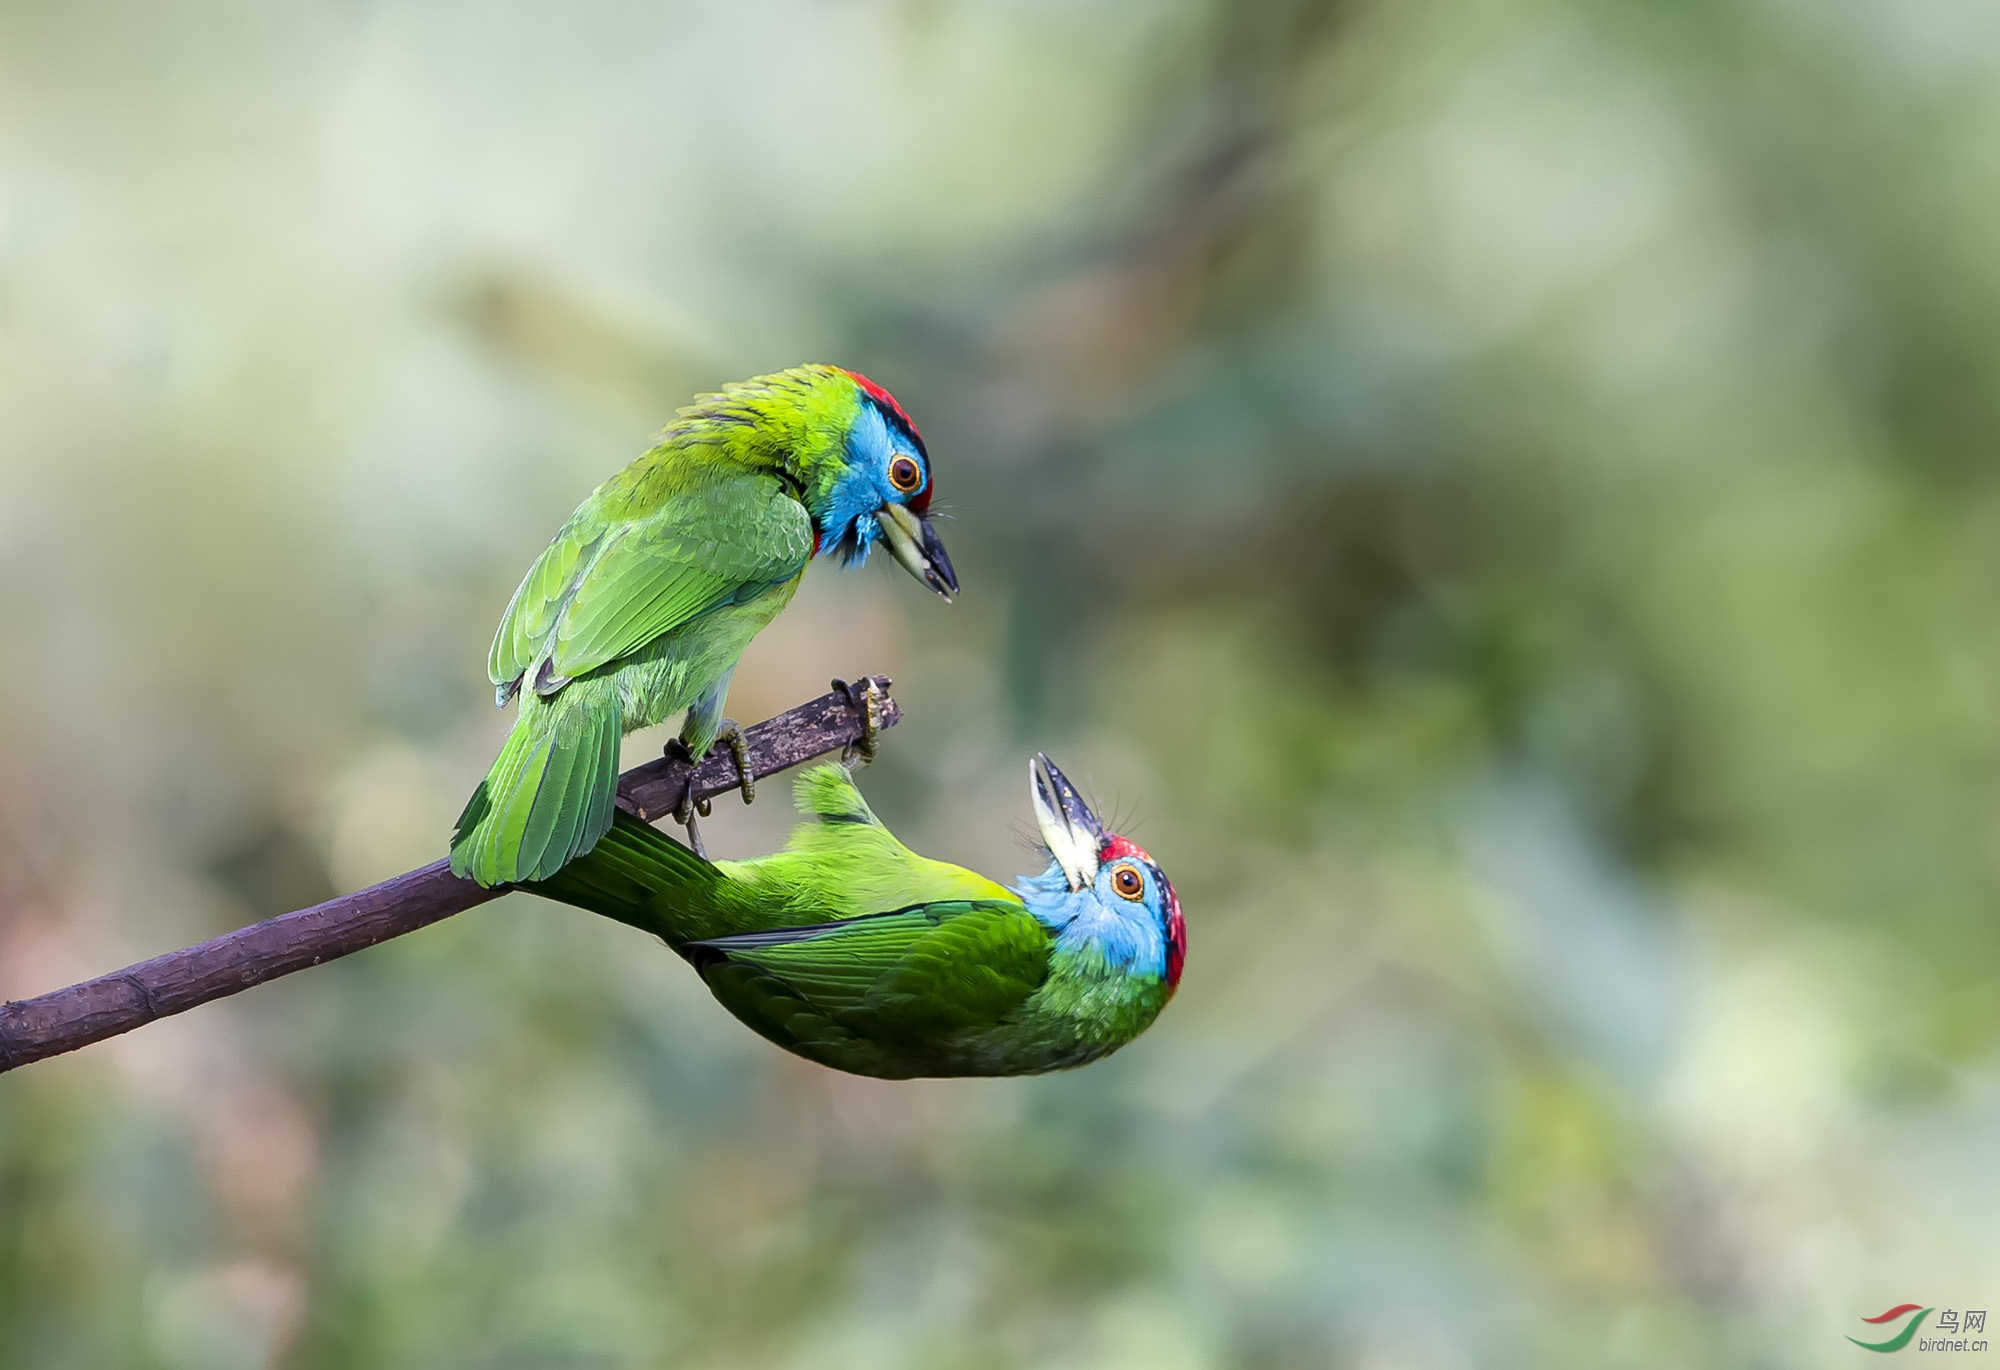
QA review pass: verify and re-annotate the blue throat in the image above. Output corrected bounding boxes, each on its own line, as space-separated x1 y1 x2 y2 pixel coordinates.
825 503 880 569
1015 861 1169 981
815 405 896 568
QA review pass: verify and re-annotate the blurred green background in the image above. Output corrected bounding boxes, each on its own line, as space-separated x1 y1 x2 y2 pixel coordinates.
4 0 2000 1365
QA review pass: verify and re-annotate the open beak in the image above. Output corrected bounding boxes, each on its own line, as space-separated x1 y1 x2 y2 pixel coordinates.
876 503 958 601
1031 753 1103 892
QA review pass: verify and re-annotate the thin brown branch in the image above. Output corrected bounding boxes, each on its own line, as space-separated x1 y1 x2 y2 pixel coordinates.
0 677 900 1074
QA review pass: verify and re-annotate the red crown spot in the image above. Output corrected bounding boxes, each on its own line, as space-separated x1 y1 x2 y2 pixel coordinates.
1099 835 1146 865
842 369 923 445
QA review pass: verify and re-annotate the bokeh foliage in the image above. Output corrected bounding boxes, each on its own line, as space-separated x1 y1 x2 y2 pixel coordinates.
3 0 2000 1365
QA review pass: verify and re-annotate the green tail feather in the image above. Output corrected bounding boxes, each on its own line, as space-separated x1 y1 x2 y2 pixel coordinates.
791 764 885 825
450 688 624 886
525 808 720 945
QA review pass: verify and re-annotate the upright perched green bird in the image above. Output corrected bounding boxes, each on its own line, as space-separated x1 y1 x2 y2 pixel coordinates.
451 366 956 888
528 755 1184 1078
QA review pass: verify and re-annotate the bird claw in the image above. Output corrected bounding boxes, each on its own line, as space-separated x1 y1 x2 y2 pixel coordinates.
664 736 714 856
832 677 883 767
674 778 710 858
718 720 754 805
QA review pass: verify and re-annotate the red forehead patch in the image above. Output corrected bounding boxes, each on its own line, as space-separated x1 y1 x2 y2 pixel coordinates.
842 369 924 445
1099 835 1147 865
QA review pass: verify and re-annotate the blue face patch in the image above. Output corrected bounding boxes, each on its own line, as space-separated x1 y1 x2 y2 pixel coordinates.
814 401 930 566
1015 856 1172 981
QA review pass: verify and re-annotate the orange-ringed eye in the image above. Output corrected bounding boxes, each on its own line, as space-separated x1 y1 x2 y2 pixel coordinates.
1110 863 1144 900
888 455 922 493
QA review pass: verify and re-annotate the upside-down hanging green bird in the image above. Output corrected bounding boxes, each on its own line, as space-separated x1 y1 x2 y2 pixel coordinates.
450 365 956 887
525 754 1184 1078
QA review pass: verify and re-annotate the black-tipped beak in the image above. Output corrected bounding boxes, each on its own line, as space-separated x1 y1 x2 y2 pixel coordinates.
918 515 958 599
1030 753 1103 892
877 504 958 601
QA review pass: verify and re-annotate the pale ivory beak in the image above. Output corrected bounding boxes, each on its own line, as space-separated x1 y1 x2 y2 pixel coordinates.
1031 753 1103 892
876 503 959 601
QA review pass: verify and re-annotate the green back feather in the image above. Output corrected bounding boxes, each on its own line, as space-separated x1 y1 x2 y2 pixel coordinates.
712 767 1016 922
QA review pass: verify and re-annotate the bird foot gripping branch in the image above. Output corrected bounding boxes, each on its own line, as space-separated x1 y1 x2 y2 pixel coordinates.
612 676 898 826
831 676 885 765
665 719 760 858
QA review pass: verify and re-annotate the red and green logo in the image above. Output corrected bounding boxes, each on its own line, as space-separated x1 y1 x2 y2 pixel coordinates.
1848 1304 1930 1353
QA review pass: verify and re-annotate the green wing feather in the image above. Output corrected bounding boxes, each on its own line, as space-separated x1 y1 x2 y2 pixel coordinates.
490 471 813 692
691 901 1053 1048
